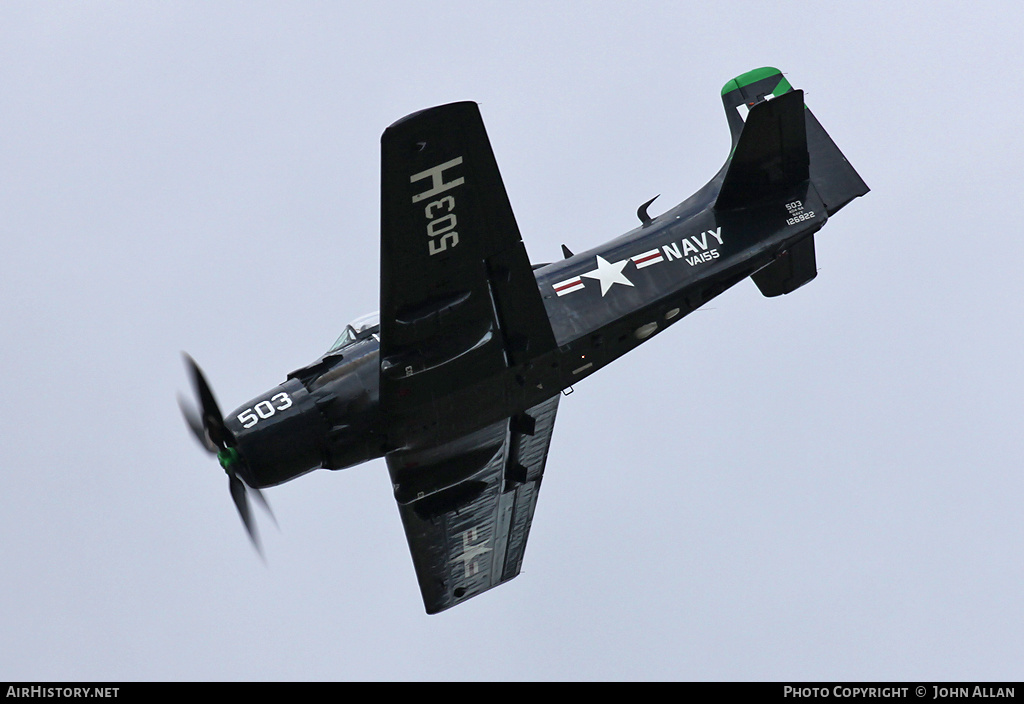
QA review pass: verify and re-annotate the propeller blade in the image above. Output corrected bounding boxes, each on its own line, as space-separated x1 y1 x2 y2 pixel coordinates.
183 353 230 450
249 485 278 529
181 353 274 557
229 473 263 557
178 393 217 453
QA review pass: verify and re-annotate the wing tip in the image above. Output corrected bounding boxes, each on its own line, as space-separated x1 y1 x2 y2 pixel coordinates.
385 100 480 132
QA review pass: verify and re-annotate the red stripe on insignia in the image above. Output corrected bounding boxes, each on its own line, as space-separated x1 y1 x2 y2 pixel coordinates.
554 277 585 296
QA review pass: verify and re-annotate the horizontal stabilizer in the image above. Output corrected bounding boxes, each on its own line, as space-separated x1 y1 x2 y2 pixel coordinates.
751 234 817 297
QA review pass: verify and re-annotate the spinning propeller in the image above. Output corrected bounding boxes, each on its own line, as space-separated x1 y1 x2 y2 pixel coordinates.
179 354 275 556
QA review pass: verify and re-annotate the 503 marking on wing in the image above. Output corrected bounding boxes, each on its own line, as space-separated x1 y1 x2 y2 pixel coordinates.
424 195 459 255
237 392 293 428
410 156 465 256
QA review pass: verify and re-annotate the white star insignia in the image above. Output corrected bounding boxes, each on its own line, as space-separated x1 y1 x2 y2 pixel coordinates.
581 255 634 296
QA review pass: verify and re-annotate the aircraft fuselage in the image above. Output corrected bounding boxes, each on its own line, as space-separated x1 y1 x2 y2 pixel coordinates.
536 177 826 387
226 176 825 489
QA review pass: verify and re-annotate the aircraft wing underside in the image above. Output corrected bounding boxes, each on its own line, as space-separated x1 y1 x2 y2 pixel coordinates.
378 101 556 448
385 393 559 613
379 102 562 612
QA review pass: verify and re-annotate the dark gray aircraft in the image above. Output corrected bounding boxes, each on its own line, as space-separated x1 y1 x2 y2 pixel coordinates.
181 67 868 613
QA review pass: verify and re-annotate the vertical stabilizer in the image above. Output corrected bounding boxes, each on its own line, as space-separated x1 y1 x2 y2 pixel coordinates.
721 66 796 151
716 88 808 210
718 67 868 214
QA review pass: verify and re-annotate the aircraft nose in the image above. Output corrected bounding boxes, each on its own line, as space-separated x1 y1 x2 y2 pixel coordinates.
225 378 330 488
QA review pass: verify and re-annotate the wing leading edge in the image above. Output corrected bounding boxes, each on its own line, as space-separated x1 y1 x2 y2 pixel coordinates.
386 394 559 614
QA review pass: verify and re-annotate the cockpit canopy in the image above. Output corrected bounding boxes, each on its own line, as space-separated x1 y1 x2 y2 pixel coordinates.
327 311 380 354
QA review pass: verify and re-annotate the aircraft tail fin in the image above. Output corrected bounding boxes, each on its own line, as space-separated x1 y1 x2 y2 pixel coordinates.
717 67 868 214
716 79 808 210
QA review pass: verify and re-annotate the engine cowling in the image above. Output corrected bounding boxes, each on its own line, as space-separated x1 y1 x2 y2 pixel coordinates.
225 378 329 488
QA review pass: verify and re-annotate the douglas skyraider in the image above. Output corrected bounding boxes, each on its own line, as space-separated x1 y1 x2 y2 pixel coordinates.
180 67 868 613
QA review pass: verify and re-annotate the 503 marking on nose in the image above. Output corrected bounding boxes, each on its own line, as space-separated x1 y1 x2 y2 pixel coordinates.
410 157 465 256
237 392 293 429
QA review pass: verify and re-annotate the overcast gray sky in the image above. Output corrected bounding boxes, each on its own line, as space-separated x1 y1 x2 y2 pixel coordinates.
1 1 1021 681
